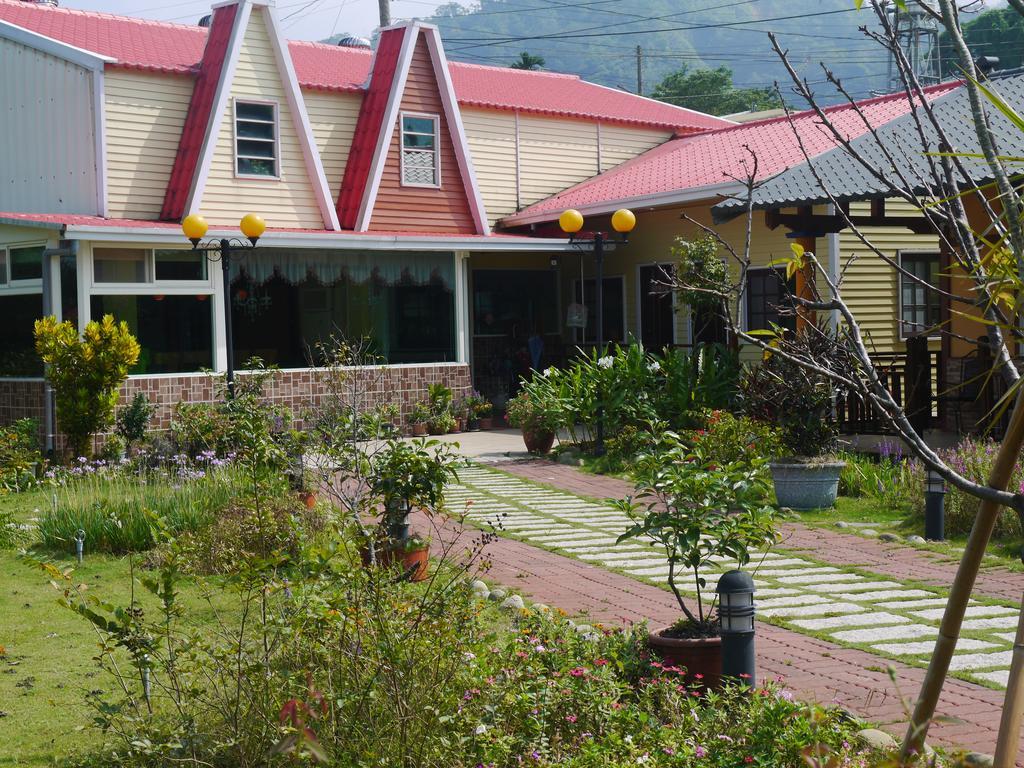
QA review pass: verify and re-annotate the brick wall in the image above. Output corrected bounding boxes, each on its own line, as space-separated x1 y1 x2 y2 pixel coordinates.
0 363 471 447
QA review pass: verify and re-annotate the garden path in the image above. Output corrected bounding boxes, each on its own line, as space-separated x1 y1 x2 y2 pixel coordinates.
438 458 1024 759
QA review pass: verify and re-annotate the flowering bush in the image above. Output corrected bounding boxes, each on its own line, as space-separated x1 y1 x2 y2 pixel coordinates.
0 418 43 492
933 437 1021 539
685 410 782 468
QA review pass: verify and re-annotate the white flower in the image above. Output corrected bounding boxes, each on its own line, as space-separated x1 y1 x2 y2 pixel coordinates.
474 724 488 735
463 651 476 661
597 356 614 369
647 360 661 373
637 754 650 764
624 735 634 744
543 367 556 377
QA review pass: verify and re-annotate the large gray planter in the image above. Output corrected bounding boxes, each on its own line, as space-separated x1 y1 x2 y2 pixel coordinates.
769 460 846 510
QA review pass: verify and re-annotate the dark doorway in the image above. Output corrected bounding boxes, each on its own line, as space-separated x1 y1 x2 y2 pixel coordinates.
691 306 728 347
638 264 675 351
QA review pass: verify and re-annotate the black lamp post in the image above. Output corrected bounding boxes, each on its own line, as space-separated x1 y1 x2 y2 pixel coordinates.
716 569 757 686
557 208 636 456
181 213 265 398
925 468 946 541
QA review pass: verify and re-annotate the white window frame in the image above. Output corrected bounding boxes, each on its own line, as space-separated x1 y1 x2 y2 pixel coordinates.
897 251 942 340
399 111 441 189
571 274 627 345
233 98 280 180
90 247 215 294
0 242 46 295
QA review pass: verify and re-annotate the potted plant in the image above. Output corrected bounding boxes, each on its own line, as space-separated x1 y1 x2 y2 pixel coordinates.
428 412 456 436
506 390 560 454
408 403 430 437
616 433 781 689
740 329 845 510
476 396 494 430
366 438 463 582
283 430 317 508
462 391 487 431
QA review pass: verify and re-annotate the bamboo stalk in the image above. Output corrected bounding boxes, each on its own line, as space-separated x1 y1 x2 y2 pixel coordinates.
993 591 1024 768
902 385 1024 759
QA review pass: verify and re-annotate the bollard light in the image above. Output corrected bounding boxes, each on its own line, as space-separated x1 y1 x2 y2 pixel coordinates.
75 528 86 564
716 569 757 686
925 468 946 541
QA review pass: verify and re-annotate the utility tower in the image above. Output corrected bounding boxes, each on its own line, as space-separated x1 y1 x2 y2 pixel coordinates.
886 0 942 90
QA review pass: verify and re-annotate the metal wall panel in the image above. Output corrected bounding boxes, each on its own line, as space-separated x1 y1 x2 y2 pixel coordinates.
0 36 98 214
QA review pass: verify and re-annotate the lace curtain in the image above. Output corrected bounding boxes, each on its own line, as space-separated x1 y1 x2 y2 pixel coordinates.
231 248 454 288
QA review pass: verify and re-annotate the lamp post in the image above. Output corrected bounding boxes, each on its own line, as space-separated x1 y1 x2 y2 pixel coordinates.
181 213 266 398
557 208 636 456
716 569 757 686
925 468 946 541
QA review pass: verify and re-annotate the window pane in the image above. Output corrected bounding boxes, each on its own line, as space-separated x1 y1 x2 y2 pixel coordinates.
473 270 559 337
155 250 207 281
238 157 276 176
237 139 276 159
573 277 624 344
60 253 78 328
90 294 213 374
403 132 435 149
900 254 940 334
94 248 147 283
10 245 44 281
0 292 43 376
236 121 275 140
0 250 7 285
230 249 456 366
403 116 435 135
236 102 274 121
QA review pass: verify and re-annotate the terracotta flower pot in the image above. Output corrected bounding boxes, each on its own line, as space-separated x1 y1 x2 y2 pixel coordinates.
522 428 555 454
411 422 428 437
299 490 317 509
361 543 430 582
647 628 722 691
478 416 493 430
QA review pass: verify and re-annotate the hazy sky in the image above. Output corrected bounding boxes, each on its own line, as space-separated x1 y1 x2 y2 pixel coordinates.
58 0 454 40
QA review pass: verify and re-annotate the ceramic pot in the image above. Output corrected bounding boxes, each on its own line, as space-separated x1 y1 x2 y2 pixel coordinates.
522 429 555 454
769 460 846 510
411 422 428 437
648 628 723 690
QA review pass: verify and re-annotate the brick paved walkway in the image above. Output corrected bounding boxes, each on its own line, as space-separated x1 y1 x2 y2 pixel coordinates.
449 459 1023 760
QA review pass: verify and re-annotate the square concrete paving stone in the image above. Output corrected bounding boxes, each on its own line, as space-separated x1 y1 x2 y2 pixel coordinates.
911 605 1019 621
761 601 868 618
792 612 910 630
976 670 1011 686
947 651 1014 671
962 616 1021 631
831 624 938 643
871 638 1002 656
816 580 905 593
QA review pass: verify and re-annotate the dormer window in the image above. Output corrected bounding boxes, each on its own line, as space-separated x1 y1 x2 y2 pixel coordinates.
400 113 440 187
234 100 278 178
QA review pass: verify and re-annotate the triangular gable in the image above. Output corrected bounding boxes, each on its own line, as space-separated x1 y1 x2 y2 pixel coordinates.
161 0 338 229
337 22 488 234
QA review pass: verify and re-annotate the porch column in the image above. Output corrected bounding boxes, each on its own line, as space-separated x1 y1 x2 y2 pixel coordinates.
213 251 228 373
793 230 816 334
454 250 470 364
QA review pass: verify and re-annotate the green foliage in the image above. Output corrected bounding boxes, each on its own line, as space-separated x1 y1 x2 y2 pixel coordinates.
115 393 153 447
506 389 562 434
942 7 1024 72
408 401 431 425
510 50 545 69
651 65 780 116
688 410 783 467
369 437 464 538
0 418 43 492
670 235 730 310
936 437 1022 539
169 401 233 457
838 444 918 514
617 431 782 625
34 314 141 459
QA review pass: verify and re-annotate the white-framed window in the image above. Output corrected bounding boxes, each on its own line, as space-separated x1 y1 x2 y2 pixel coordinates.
400 112 440 187
572 275 627 345
92 247 209 288
0 242 46 377
744 266 795 334
233 99 279 178
898 251 941 339
0 243 45 289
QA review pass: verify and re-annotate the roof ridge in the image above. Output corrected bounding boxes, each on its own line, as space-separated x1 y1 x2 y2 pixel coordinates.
448 59 581 80
0 0 206 33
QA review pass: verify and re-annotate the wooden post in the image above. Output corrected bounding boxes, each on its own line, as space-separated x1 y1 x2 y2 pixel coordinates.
994 594 1024 767
903 383 1024 758
795 233 816 333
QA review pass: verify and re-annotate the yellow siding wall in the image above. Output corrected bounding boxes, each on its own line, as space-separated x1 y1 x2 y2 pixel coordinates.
599 124 670 172
199 10 324 228
461 108 518 227
518 115 602 207
303 89 361 202
105 70 193 220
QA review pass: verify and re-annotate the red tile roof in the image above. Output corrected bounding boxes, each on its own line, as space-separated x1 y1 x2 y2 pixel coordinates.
501 81 962 224
0 0 728 132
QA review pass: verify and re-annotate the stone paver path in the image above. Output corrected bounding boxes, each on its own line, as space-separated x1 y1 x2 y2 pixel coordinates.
446 464 1020 693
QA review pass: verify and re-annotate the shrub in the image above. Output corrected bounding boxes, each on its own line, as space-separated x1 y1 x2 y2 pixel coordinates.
838 443 919 512
670 234 730 311
687 410 782 467
115 392 153 448
0 418 43 492
937 437 1022 539
34 314 141 459
506 389 562 434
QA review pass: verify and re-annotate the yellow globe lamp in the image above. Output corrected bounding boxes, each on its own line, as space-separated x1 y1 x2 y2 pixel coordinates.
559 209 584 235
611 208 636 235
240 213 266 243
181 214 209 245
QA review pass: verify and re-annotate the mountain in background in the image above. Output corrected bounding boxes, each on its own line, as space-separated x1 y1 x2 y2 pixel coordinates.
417 0 893 107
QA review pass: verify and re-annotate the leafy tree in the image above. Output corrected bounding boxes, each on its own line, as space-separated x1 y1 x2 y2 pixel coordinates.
510 51 545 70
941 6 1024 72
651 65 780 116
34 315 140 459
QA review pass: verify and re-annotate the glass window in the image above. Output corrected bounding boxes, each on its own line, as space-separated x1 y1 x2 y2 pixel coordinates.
0 292 43 376
235 101 277 177
745 268 795 333
401 113 439 187
94 248 148 283
90 294 213 374
230 249 456 367
900 253 940 337
0 249 7 285
10 245 44 282
473 270 558 337
573 276 626 345
155 250 207 281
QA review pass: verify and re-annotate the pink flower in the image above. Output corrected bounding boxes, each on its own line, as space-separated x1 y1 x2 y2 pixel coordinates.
695 746 707 758
565 715 577 723
569 667 587 677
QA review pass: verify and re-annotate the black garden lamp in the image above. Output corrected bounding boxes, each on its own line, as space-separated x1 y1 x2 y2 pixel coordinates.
925 468 946 541
181 213 266 398
716 569 757 686
555 207 636 456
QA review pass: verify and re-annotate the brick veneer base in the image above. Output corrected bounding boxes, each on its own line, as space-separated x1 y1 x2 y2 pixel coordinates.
0 364 471 448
